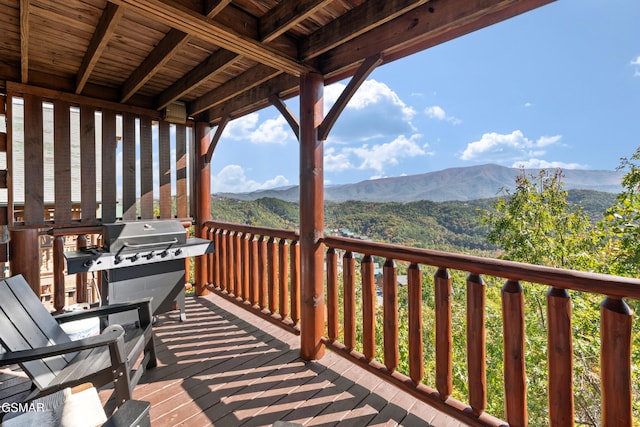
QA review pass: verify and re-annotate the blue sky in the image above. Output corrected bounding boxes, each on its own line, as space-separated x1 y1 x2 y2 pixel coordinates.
210 1 640 194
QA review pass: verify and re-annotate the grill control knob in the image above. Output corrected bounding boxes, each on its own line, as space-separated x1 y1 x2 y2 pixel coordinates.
145 251 155 260
174 248 182 256
127 253 140 262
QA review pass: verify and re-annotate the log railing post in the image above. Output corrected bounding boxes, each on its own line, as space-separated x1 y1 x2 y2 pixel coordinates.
361 254 376 361
343 251 356 350
220 231 228 292
502 279 527 427
76 234 88 303
249 234 259 306
258 235 268 310
435 267 452 400
226 230 235 295
600 296 632 427
267 236 278 314
407 263 423 385
241 232 250 301
383 258 398 372
278 238 289 319
467 273 486 416
290 241 300 325
326 248 338 341
52 235 65 311
9 228 40 296
547 287 574 427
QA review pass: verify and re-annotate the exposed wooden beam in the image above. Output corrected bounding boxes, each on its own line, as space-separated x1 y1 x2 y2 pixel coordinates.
120 0 232 103
204 0 233 17
76 3 123 94
205 73 299 125
155 50 240 111
269 94 299 140
120 29 190 103
318 54 382 141
20 0 29 84
188 64 281 116
315 0 555 77
109 0 314 76
300 0 430 61
259 0 333 43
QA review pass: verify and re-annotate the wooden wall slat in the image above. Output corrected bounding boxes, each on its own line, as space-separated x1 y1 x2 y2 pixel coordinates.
101 109 117 223
139 116 153 219
176 123 187 219
122 112 136 220
158 121 171 218
23 94 44 225
80 105 96 222
0 94 6 152
53 100 71 225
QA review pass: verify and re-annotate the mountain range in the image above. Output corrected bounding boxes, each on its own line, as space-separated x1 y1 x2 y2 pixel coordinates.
217 164 624 203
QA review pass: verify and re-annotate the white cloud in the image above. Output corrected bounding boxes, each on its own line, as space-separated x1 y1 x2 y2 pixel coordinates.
632 56 640 76
460 130 562 161
223 113 294 145
512 159 587 169
212 164 289 193
346 134 426 173
324 147 354 172
425 105 461 125
324 79 416 142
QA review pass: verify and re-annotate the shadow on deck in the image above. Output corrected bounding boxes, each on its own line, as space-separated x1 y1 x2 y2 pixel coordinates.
1 294 469 427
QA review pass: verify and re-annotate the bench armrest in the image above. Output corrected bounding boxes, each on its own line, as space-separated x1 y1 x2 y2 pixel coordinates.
0 328 125 366
54 298 153 327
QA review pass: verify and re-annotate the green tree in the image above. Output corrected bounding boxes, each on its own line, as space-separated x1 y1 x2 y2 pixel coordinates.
481 168 599 271
599 147 640 277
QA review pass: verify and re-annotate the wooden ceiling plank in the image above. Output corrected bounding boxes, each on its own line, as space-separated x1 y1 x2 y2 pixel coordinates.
188 64 281 116
259 0 334 43
300 0 430 61
120 29 190 103
155 49 241 110
109 0 314 76
120 0 232 104
20 0 29 83
318 54 382 141
316 0 554 77
76 3 124 94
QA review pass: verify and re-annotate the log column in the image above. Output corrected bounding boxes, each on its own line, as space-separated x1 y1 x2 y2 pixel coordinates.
299 71 325 360
10 228 40 295
195 122 211 296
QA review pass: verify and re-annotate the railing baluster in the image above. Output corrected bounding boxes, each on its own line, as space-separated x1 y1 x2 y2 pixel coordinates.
222 230 230 293
502 279 527 427
76 234 88 303
249 234 259 306
326 248 338 341
213 229 222 289
241 232 250 301
467 273 486 415
258 236 267 310
435 267 452 400
278 238 289 319
361 254 376 361
600 296 632 427
290 241 300 325
383 258 398 372
407 263 423 385
343 251 356 350
234 231 242 298
53 235 65 311
267 236 278 314
547 287 573 427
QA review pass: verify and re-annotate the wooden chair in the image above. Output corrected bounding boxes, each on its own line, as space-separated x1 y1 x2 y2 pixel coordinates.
0 274 157 407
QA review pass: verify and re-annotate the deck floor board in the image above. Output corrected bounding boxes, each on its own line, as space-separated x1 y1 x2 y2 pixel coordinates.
1 293 473 426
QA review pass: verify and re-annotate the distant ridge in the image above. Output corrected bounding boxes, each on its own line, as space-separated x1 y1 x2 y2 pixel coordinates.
216 164 624 203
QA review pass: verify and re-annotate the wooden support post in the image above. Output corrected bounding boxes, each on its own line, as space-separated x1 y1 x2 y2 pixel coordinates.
9 228 40 296
299 71 325 360
195 121 211 296
435 267 452 400
53 235 65 311
467 273 487 416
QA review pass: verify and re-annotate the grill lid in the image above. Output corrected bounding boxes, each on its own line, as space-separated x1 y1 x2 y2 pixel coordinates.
102 220 187 253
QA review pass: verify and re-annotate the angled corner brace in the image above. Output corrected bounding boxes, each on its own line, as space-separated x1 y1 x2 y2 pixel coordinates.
269 94 300 141
317 54 383 141
205 115 230 163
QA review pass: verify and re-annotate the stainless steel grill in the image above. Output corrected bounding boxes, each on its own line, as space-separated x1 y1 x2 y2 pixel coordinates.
65 220 214 323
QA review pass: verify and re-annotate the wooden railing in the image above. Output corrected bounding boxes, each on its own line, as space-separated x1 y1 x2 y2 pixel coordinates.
205 221 301 334
204 222 640 427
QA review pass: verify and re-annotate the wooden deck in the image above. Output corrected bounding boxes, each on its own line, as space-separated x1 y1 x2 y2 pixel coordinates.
1 293 470 427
